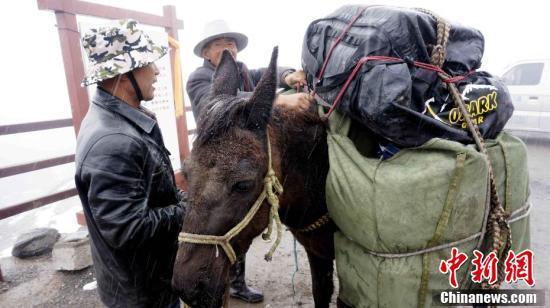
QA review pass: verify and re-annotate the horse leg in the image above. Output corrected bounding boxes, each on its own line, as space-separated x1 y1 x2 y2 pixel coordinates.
306 251 334 308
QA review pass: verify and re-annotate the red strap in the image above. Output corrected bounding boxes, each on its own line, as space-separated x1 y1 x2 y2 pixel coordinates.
315 7 368 88
366 56 475 83
325 56 371 118
323 56 474 118
311 8 474 119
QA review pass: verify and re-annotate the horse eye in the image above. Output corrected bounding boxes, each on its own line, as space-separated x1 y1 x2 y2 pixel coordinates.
232 180 254 193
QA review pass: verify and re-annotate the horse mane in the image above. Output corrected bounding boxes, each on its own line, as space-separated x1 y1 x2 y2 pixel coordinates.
270 105 325 144
195 93 326 148
195 94 249 146
270 104 327 176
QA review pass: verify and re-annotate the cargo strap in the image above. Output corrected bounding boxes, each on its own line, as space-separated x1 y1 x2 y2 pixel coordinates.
319 54 476 119
418 152 466 307
314 6 368 89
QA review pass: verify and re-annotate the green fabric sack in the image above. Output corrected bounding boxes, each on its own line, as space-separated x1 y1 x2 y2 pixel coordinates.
325 111 531 307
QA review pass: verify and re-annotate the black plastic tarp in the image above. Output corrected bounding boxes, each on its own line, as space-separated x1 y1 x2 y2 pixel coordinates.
302 5 513 147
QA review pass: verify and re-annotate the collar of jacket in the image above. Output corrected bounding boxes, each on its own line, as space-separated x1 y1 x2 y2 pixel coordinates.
92 87 157 134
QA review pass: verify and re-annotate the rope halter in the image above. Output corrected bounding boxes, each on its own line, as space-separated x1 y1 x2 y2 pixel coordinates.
178 133 284 265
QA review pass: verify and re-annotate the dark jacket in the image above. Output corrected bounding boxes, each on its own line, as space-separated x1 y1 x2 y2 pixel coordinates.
186 59 294 118
75 88 185 308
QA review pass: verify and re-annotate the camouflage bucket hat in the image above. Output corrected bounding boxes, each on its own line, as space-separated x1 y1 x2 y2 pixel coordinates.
81 19 168 87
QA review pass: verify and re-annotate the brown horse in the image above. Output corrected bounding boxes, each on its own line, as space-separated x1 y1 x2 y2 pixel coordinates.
171 48 338 308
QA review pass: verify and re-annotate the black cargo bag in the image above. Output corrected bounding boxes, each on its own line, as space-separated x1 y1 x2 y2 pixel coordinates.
302 5 514 147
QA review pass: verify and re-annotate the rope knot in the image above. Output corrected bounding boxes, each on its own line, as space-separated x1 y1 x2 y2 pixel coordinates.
430 44 446 68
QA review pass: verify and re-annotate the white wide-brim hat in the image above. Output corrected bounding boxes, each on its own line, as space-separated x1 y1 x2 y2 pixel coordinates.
193 20 248 57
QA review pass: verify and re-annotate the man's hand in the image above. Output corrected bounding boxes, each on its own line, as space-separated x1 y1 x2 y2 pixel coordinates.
274 93 314 113
284 70 307 88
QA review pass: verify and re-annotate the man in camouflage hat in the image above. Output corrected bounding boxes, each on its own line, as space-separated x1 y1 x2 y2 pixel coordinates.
75 19 186 308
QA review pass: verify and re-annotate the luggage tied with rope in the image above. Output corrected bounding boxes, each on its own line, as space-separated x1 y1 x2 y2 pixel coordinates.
302 5 531 307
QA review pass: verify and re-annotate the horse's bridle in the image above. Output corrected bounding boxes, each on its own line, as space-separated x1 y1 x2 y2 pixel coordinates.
178 134 284 265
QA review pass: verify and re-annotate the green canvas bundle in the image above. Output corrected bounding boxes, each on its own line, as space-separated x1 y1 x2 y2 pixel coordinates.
325 111 531 307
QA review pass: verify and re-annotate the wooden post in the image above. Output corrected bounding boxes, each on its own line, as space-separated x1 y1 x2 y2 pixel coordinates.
163 5 189 162
54 10 90 136
164 5 189 189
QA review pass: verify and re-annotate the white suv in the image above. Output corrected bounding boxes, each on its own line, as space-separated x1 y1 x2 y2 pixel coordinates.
502 59 550 133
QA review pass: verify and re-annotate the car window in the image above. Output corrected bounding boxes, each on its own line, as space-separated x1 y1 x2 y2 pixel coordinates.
502 62 544 86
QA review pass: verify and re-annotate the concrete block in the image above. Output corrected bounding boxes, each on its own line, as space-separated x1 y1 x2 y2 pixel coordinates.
52 230 92 271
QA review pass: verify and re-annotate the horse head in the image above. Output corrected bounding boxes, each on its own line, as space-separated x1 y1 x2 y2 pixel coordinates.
172 48 280 308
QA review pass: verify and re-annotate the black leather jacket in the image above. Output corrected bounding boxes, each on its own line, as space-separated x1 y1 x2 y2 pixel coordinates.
186 59 294 118
75 88 185 308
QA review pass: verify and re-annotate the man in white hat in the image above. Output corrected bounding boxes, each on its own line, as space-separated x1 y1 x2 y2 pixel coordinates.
76 19 186 308
186 19 311 304
187 19 311 119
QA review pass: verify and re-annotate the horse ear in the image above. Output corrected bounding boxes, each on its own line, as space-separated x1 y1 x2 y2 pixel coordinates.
244 46 278 132
211 50 239 97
